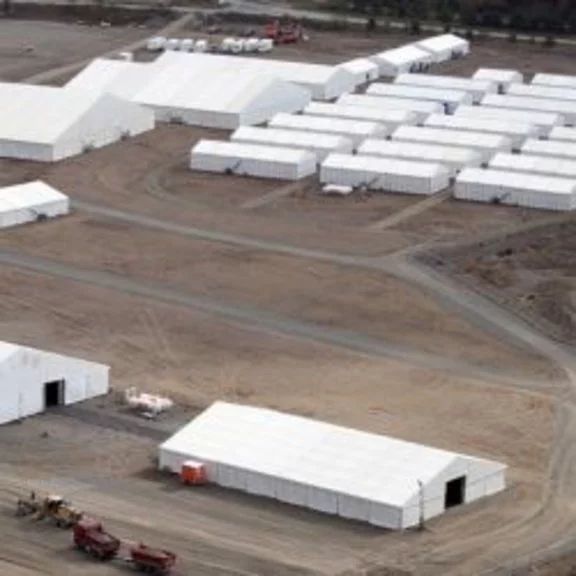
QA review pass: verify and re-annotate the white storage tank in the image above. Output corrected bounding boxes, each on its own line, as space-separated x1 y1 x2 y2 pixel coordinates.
481 94 576 126
455 168 576 211
507 84 576 102
303 102 418 130
549 126 576 143
489 153 576 180
320 153 450 195
424 113 538 150
268 113 387 147
369 45 433 77
532 73 576 90
521 138 576 160
190 140 316 181
337 93 443 123
473 68 524 93
415 34 470 63
230 126 353 162
454 105 562 134
392 126 512 164
357 139 482 177
394 73 496 104
366 83 472 114
337 58 379 86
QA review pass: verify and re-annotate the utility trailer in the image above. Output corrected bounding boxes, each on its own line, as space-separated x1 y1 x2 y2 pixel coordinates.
74 518 177 575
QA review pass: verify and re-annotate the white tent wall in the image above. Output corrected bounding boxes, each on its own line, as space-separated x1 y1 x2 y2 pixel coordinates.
0 344 109 424
490 153 576 179
532 73 576 90
472 68 524 93
454 105 561 135
549 126 576 143
337 58 379 86
415 34 470 63
0 140 53 162
481 94 576 126
521 138 576 160
320 154 450 195
455 168 576 211
366 83 472 114
394 73 496 104
507 83 576 102
369 45 433 77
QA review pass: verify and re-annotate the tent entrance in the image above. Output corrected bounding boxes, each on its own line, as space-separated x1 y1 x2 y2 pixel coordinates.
444 476 466 509
44 380 64 408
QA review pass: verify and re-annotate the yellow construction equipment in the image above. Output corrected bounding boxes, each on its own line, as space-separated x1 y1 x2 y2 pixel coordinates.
16 493 83 528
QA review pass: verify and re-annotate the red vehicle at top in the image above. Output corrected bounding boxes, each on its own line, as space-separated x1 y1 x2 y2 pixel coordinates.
263 19 303 44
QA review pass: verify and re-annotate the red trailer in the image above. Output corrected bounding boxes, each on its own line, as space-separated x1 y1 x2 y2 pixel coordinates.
73 519 177 574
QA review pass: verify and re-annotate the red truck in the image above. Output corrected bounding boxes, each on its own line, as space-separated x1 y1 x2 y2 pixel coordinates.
74 518 177 575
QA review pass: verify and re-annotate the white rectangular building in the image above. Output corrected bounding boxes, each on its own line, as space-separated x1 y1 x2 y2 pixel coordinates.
302 102 418 130
454 105 561 135
357 139 482 177
472 68 524 93
423 114 538 150
159 402 506 529
321 153 450 195
337 93 443 122
337 58 379 86
549 126 576 143
366 83 472 114
190 140 316 181
0 341 109 424
507 83 576 102
489 153 576 180
481 94 576 126
230 126 353 162
532 73 576 90
455 168 576 211
268 113 387 147
394 73 496 104
415 34 470 62
369 45 433 77
392 126 512 164
0 181 69 229
521 138 576 160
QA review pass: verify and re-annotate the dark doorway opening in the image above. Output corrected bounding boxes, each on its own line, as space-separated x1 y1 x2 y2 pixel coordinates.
444 476 466 509
44 380 64 408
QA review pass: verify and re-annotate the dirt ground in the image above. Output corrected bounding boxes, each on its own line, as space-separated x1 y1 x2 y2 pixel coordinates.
0 15 574 576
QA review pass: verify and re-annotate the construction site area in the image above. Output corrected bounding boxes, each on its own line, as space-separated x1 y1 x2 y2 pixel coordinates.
0 6 574 576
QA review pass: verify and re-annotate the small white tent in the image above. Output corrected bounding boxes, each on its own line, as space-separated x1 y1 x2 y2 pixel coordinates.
337 58 379 86
369 45 433 77
415 34 470 62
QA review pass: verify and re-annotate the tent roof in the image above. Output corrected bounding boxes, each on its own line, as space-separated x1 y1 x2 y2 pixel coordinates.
371 45 432 66
394 125 511 148
358 139 481 163
193 140 315 164
490 153 576 178
337 58 378 75
0 342 19 363
161 402 505 507
0 181 67 213
416 34 468 53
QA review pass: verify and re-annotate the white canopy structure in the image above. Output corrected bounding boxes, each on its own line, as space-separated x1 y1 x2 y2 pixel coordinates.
0 83 154 162
366 83 472 114
0 181 69 229
532 73 576 90
481 94 576 125
321 153 450 195
0 341 109 424
159 402 506 529
507 83 576 102
549 126 576 143
415 34 470 62
489 153 576 179
455 168 576 211
369 45 433 77
337 58 379 85
521 138 576 160
394 73 496 104
357 140 482 177
230 126 353 162
190 140 316 181
472 68 523 93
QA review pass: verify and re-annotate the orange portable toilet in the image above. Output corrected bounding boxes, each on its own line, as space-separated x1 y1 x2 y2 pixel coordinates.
180 460 207 485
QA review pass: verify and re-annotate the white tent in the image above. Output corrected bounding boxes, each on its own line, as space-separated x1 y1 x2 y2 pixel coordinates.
455 168 576 211
230 126 353 162
336 58 379 86
302 102 418 129
507 84 576 102
454 105 562 134
415 34 470 62
549 126 576 143
366 83 472 114
423 114 538 149
0 340 109 424
392 126 512 163
472 68 523 93
369 45 433 77
159 402 506 529
489 153 576 180
321 153 450 195
481 94 576 125
268 113 387 147
0 83 154 162
337 93 443 122
532 73 576 90
190 140 316 181
357 140 482 177
394 73 497 104
0 181 69 229
521 138 576 160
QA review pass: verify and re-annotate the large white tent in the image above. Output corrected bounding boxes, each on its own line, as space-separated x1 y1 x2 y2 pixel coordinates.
0 181 69 229
336 58 379 86
532 73 576 90
415 34 470 62
489 153 576 180
472 69 523 93
159 402 506 529
0 83 154 162
0 341 109 424
369 45 433 77
507 83 576 102
521 138 576 160
481 94 576 125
